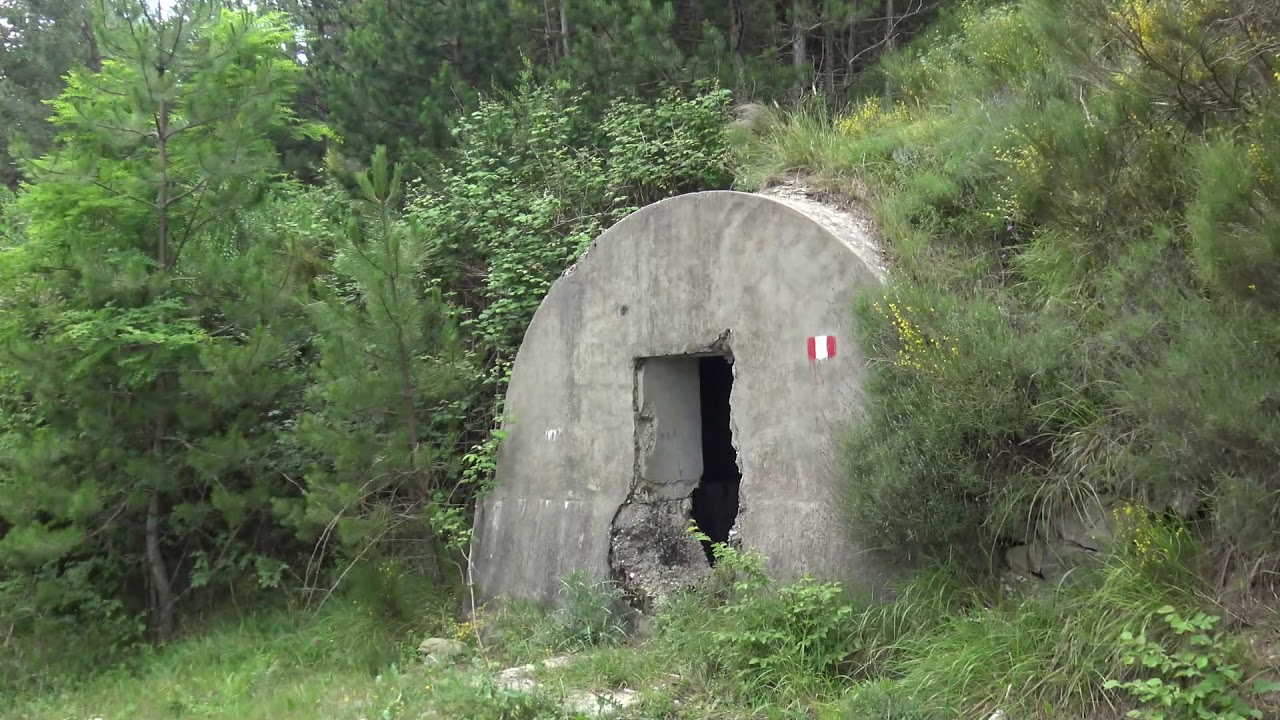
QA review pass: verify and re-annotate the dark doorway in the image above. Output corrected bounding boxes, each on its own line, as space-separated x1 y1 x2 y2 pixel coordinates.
690 355 741 565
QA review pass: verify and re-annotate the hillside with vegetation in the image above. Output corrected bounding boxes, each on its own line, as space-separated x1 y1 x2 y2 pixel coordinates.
1 0 1278 718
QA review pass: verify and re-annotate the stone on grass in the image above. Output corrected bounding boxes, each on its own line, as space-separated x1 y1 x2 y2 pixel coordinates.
491 655 644 717
563 688 641 718
417 637 468 664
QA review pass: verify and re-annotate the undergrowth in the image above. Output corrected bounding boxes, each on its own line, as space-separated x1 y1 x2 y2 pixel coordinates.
12 533 1278 720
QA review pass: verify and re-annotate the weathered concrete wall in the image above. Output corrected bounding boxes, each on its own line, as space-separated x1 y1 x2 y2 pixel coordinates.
471 189 895 606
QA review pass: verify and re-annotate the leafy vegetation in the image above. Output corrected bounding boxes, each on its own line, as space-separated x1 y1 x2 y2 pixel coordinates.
1104 606 1277 720
408 80 734 441
1 1 317 669
19 532 1272 719
2 0 1279 717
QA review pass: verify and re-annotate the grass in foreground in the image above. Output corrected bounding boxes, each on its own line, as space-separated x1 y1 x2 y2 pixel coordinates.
10 599 429 720
13 542 1278 720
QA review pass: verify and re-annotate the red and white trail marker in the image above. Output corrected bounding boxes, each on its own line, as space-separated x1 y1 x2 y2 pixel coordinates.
807 335 837 362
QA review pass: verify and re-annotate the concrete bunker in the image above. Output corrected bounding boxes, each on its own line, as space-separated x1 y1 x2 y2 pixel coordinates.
472 186 893 608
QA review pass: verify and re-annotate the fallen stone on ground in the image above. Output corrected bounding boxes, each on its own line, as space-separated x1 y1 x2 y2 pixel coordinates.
492 654 643 717
417 637 469 664
562 687 641 717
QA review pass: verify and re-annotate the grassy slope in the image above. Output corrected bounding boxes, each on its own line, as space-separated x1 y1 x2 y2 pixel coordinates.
15 619 386 719
719 0 1280 715
13 556 1275 720
14 1 1280 718
734 0 1280 578
6 592 838 720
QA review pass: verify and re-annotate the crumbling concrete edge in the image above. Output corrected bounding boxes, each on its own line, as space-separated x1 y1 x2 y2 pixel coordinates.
757 179 888 283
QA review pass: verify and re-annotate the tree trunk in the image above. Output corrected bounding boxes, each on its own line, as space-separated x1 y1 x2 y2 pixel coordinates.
847 6 857 75
146 97 176 642
377 207 433 579
729 0 742 56
397 336 420 469
559 0 570 58
774 0 788 63
673 0 701 54
377 205 420 473
82 19 101 73
822 1 835 95
156 99 169 270
541 0 555 62
793 0 809 100
146 486 175 640
884 0 895 97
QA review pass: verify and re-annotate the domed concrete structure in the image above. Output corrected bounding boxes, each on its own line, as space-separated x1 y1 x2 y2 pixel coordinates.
471 187 893 607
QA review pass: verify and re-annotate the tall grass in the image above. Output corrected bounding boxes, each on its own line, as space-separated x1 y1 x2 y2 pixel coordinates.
890 556 1201 716
639 532 1254 719
8 569 632 720
11 603 426 719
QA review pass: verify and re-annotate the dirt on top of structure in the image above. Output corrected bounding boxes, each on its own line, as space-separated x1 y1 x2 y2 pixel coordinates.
757 178 887 282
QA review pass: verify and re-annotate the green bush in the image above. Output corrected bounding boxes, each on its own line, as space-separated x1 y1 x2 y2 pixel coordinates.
0 563 145 694
655 542 956 702
1104 606 1277 720
407 80 734 496
648 539 1222 717
412 78 733 370
709 575 856 690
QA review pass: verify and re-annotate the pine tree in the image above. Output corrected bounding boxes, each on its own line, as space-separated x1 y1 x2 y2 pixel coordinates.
321 0 527 166
0 0 314 640
294 145 470 587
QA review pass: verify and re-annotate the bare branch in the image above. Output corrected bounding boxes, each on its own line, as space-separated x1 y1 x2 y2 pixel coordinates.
846 0 926 68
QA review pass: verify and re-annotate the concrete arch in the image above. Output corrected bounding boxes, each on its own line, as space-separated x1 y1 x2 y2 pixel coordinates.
471 189 894 606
